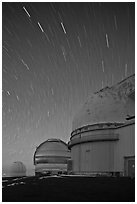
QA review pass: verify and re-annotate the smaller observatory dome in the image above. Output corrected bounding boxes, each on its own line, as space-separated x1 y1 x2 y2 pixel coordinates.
34 138 71 175
10 161 26 177
34 138 70 159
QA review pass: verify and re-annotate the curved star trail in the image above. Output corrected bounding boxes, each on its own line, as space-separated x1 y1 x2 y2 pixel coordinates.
2 2 134 175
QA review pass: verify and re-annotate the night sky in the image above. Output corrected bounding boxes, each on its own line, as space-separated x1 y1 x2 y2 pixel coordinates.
2 2 135 175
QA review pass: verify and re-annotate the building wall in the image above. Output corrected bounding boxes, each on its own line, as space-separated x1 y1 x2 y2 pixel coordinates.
71 145 80 172
71 141 115 173
70 128 117 173
70 122 135 174
114 123 135 172
81 141 115 172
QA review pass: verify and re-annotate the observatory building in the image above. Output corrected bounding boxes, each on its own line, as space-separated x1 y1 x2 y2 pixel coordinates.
34 138 71 176
68 74 135 177
9 161 26 177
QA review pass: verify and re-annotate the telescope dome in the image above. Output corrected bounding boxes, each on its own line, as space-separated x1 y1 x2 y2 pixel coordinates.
9 161 26 177
72 75 135 131
34 138 71 175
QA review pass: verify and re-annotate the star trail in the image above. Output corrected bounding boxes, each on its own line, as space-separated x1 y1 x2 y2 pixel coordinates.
2 2 135 175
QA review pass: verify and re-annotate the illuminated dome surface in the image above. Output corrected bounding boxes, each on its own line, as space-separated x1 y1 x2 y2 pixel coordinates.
72 75 135 131
9 161 26 177
35 138 70 157
34 138 70 166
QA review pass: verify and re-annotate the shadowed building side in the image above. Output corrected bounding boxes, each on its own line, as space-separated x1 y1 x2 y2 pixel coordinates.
69 74 135 177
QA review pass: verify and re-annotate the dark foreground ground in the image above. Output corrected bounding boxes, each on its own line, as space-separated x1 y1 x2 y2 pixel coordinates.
2 175 135 202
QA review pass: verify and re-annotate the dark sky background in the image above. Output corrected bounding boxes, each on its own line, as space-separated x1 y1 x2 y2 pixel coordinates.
2 2 135 175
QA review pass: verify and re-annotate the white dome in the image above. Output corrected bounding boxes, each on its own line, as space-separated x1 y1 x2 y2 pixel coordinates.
72 75 135 131
34 139 71 175
34 138 70 164
9 161 26 177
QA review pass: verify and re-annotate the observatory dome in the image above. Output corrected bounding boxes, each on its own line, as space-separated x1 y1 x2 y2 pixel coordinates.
69 74 135 176
34 138 71 175
9 161 26 177
72 75 135 131
34 138 70 158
